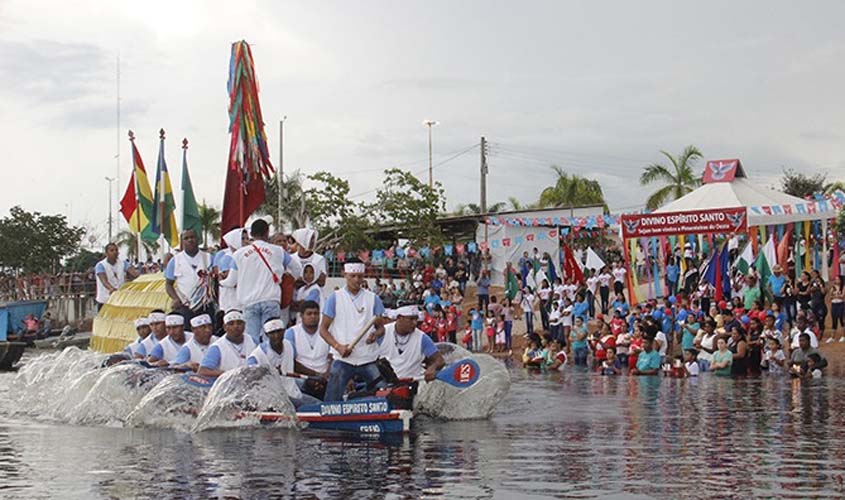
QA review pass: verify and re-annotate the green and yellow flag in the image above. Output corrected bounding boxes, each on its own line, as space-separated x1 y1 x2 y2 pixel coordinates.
151 129 179 248
119 131 157 242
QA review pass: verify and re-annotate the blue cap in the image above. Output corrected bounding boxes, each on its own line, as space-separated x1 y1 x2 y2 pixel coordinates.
741 315 750 324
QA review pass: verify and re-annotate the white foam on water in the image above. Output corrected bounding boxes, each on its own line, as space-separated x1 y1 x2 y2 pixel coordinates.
125 373 210 431
69 363 169 425
192 365 301 432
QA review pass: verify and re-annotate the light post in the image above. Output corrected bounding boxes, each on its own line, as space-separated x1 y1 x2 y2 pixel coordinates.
104 176 115 242
423 120 438 188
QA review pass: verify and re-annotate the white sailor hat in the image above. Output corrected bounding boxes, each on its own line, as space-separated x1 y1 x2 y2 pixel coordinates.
344 262 366 274
148 312 166 323
263 318 285 333
190 314 212 328
165 314 185 327
224 310 244 323
134 318 150 328
388 305 423 320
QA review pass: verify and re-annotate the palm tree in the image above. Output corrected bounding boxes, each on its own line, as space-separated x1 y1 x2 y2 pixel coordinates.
640 145 703 210
538 166 606 209
198 201 221 246
115 230 159 262
261 170 308 231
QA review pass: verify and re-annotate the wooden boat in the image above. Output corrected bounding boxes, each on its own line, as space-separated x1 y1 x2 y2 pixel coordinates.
0 300 48 370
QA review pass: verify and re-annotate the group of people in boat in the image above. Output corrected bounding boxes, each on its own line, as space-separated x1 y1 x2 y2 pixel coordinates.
104 220 446 410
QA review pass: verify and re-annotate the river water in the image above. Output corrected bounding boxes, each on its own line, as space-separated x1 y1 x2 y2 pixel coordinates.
1 352 843 499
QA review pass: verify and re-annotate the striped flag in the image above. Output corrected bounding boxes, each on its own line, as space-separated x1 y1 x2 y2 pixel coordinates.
151 129 180 248
119 131 157 242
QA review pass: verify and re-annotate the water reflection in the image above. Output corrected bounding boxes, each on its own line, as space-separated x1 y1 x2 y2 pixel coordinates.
2 370 845 498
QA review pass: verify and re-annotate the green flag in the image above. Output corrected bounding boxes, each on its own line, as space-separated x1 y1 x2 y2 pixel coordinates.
736 240 754 275
755 236 777 287
180 140 203 243
505 268 519 301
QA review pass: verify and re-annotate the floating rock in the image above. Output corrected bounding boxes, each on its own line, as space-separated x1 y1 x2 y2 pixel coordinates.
414 343 511 420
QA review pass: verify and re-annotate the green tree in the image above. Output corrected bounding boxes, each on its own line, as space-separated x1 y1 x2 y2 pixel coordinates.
115 229 160 262
198 201 221 246
63 248 102 273
539 166 607 209
780 168 827 199
373 168 446 246
305 171 375 251
261 170 308 231
0 206 84 273
639 145 703 210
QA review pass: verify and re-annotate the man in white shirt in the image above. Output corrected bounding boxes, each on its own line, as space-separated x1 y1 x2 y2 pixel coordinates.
94 242 139 310
375 305 444 380
789 315 819 349
319 260 386 402
284 300 331 400
147 314 193 366
172 314 219 372
124 318 152 359
143 310 168 356
229 219 301 345
165 229 214 326
214 227 247 329
198 310 258 377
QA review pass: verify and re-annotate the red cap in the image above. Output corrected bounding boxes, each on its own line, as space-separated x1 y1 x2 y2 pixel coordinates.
718 300 728 310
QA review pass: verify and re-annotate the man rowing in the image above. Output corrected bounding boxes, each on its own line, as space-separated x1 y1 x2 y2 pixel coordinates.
171 314 218 372
284 300 331 399
247 318 321 409
124 318 152 359
377 305 445 381
198 310 258 377
143 310 168 355
147 314 193 366
320 260 386 401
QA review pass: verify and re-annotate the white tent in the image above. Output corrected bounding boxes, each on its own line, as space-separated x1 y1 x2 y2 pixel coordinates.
654 163 827 226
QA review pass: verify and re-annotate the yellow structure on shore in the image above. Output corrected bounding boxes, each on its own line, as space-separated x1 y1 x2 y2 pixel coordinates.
91 273 171 353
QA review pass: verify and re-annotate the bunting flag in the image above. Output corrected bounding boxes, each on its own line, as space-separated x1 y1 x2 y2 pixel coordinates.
221 40 275 233
119 131 157 242
180 138 203 243
151 129 179 248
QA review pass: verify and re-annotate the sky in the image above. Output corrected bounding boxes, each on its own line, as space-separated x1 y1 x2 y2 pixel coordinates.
2 0 845 244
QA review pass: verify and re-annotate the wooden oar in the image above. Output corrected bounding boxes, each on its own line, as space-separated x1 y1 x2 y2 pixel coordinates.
413 358 481 388
345 316 379 355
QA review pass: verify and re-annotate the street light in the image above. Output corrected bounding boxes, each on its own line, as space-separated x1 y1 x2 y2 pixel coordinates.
423 120 438 188
104 176 116 242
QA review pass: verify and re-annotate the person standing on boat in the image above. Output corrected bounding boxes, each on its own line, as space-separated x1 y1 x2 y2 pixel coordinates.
165 229 214 327
290 227 327 294
147 314 193 366
198 310 258 377
376 305 444 381
247 318 320 409
124 318 152 359
230 219 300 345
320 260 386 402
172 314 218 372
95 242 139 311
284 300 331 399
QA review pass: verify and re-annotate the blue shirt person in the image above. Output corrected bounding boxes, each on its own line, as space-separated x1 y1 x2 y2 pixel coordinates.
632 338 661 375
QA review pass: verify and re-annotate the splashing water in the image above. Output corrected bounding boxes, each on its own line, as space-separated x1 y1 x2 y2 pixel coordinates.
415 343 512 420
192 365 301 432
125 373 211 430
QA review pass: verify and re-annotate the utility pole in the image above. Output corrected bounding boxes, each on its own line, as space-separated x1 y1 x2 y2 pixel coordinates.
423 120 438 188
480 136 488 242
278 116 287 231
105 176 115 242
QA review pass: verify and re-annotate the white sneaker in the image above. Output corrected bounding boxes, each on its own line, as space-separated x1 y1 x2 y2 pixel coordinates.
839 337 845 343
826 338 834 344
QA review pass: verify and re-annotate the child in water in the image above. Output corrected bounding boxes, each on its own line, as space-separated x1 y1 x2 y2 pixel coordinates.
522 339 544 369
600 348 622 375
684 349 700 376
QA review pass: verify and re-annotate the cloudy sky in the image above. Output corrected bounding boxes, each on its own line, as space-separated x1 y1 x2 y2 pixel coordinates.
2 0 844 242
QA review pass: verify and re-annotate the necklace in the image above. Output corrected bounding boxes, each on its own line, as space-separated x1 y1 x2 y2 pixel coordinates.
394 331 412 354
303 328 318 350
345 288 366 314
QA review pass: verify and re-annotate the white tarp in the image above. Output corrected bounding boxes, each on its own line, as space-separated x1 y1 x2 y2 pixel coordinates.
477 224 560 286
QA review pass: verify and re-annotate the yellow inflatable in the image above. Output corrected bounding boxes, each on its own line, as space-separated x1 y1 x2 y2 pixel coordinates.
91 273 172 353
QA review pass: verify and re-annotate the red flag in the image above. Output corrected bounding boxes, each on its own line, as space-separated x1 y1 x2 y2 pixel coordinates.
562 244 584 284
221 168 266 233
777 227 791 266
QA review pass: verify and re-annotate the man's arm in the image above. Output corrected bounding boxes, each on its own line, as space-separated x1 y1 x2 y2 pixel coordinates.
423 351 446 382
163 260 184 308
197 346 224 378
320 314 350 357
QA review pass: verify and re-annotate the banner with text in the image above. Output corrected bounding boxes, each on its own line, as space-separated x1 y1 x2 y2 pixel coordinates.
620 207 747 238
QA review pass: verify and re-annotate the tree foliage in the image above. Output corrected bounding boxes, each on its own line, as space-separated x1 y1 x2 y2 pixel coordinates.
198 201 221 246
260 170 309 231
780 168 827 199
373 168 446 246
639 145 703 210
306 171 375 252
0 206 84 273
115 229 159 262
539 166 606 209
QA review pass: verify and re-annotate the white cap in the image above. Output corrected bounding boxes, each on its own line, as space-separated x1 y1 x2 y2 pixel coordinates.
263 319 285 333
388 305 422 320
148 312 166 323
344 262 365 274
165 314 185 327
190 314 212 328
224 310 244 323
134 318 150 328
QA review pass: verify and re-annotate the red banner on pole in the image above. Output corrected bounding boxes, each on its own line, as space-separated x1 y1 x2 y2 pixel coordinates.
620 207 747 239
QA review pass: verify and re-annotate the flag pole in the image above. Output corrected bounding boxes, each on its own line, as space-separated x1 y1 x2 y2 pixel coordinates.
129 130 142 263
182 138 189 244
159 128 166 263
